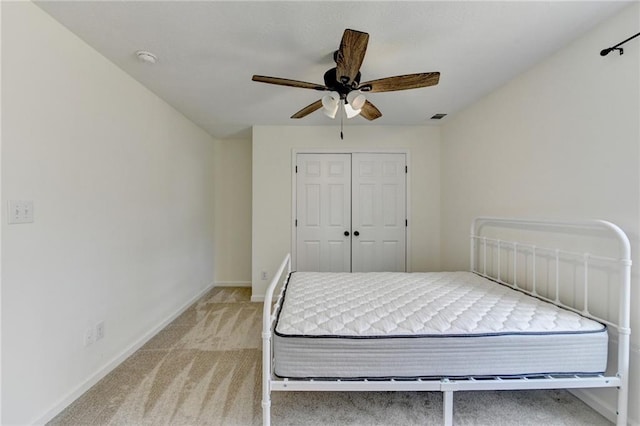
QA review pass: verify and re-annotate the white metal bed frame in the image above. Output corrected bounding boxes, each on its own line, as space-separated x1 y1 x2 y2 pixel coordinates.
261 217 631 425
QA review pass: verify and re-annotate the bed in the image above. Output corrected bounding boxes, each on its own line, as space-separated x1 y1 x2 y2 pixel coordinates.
261 217 632 426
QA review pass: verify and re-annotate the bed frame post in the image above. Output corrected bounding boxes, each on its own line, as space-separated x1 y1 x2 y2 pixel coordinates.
616 330 629 426
443 390 454 426
261 327 271 426
262 254 292 426
616 255 632 426
470 221 477 272
596 220 632 426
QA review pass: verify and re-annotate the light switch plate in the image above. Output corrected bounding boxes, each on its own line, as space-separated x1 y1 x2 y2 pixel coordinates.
8 200 34 224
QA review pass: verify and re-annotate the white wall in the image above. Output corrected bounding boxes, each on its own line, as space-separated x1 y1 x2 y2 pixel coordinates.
252 125 441 298
441 4 639 423
1 3 216 424
213 137 252 286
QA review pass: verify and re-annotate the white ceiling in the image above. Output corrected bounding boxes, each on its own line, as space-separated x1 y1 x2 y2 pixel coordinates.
36 1 631 139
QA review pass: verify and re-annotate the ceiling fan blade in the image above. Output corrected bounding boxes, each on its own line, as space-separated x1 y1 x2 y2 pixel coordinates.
336 29 369 86
359 72 440 93
360 100 382 121
291 99 323 119
252 75 327 91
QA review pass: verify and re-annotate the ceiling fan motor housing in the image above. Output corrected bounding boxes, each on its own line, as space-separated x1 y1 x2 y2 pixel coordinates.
324 68 361 97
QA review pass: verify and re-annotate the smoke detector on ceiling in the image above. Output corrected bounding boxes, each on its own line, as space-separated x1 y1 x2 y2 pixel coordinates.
136 50 157 64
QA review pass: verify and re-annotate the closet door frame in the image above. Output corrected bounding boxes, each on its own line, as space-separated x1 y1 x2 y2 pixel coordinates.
291 148 411 272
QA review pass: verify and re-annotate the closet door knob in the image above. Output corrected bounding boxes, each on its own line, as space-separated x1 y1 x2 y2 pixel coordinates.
344 231 350 236
354 231 360 236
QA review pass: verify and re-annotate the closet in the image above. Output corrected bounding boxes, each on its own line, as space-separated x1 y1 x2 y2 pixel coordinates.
295 153 407 272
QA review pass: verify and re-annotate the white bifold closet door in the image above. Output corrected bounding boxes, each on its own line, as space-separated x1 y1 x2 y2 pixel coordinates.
296 154 352 272
351 153 406 272
296 153 406 272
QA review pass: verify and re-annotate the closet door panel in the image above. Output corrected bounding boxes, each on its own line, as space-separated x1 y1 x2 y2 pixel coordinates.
296 154 351 272
352 153 406 272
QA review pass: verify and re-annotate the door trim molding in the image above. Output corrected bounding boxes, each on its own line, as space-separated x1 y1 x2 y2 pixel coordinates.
291 148 411 272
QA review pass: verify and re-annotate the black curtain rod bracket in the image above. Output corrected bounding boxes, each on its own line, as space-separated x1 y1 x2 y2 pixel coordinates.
600 31 640 56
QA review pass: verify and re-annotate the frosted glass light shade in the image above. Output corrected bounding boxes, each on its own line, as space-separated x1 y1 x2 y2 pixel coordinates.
347 91 366 110
344 103 361 119
322 92 340 118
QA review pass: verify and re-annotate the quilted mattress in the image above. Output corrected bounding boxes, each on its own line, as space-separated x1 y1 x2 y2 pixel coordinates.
273 271 608 379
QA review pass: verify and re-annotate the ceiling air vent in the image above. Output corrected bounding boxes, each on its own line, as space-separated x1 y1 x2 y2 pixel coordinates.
430 113 447 120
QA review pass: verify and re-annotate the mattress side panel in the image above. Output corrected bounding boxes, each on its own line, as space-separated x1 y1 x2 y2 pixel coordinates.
273 330 608 379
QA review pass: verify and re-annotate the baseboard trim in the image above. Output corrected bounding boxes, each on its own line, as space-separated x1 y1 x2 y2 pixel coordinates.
215 281 251 288
570 389 618 425
570 337 640 426
34 282 216 425
251 295 264 302
571 384 639 426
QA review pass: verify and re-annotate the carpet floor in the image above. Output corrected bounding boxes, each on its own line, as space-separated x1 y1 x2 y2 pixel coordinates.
49 287 611 425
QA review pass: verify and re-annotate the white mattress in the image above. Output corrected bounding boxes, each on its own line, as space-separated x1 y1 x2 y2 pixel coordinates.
273 271 608 379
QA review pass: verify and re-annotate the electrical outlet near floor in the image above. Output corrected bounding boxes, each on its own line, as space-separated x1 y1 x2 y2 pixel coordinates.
261 271 268 280
96 321 105 341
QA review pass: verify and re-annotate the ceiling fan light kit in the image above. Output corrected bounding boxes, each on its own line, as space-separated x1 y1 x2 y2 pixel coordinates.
252 28 440 130
320 90 365 119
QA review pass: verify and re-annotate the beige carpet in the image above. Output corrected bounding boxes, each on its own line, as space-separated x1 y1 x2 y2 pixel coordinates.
49 287 611 425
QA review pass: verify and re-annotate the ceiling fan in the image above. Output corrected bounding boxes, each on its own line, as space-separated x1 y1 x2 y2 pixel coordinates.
252 29 440 122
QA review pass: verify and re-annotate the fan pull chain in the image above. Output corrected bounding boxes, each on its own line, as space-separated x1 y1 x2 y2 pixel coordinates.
340 112 344 140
